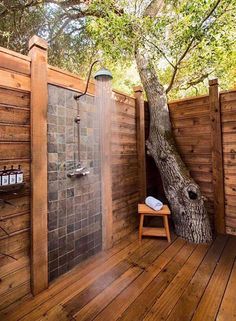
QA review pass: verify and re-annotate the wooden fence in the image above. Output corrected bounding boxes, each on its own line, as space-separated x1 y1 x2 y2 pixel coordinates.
111 92 140 243
221 90 236 235
145 83 236 236
0 36 140 311
0 48 31 311
0 35 235 312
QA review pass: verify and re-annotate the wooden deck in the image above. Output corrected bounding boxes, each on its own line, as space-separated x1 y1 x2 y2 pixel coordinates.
2 232 236 321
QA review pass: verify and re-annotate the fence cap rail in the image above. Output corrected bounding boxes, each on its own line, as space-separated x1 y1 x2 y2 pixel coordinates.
168 94 209 105
29 35 48 50
209 78 218 86
0 46 31 62
133 85 143 93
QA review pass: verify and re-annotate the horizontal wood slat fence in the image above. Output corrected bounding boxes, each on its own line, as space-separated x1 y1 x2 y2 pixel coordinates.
0 47 32 312
0 35 235 312
0 36 140 312
145 85 236 237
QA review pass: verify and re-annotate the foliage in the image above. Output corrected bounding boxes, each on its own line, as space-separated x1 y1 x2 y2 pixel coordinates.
0 0 235 97
0 1 45 54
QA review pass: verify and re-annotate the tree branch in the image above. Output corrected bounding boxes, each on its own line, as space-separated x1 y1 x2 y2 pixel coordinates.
144 0 165 17
44 0 90 7
183 71 214 90
0 8 7 17
66 25 85 36
0 0 41 16
49 18 72 43
45 0 124 17
166 66 179 94
144 38 175 68
166 0 223 93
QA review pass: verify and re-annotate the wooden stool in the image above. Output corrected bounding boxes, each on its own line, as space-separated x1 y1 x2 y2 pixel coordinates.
138 204 171 242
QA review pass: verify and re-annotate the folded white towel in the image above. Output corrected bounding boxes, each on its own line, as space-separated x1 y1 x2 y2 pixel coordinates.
145 196 163 211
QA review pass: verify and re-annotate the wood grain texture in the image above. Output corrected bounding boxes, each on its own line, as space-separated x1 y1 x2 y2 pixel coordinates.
166 234 228 321
112 96 139 244
0 105 30 125
221 90 236 235
217 258 236 321
0 69 30 92
134 86 147 202
28 35 48 295
47 65 95 95
142 244 209 321
191 236 236 321
0 124 30 142
0 50 30 75
3 233 236 321
99 83 113 250
209 79 225 234
118 242 196 321
0 51 31 311
3 236 150 321
0 88 30 108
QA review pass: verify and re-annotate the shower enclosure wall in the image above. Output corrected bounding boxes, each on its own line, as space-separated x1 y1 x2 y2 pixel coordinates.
47 85 102 281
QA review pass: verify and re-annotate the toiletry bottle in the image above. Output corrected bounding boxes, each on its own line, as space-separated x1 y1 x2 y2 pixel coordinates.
9 165 16 185
2 166 9 186
0 168 3 186
16 165 23 183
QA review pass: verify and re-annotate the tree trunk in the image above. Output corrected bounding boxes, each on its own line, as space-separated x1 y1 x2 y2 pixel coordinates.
135 49 212 243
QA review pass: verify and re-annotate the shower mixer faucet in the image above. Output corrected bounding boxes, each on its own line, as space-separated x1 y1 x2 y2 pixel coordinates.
67 164 90 178
68 60 112 180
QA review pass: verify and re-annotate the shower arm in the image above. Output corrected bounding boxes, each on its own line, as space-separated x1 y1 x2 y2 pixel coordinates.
74 60 100 100
73 60 100 167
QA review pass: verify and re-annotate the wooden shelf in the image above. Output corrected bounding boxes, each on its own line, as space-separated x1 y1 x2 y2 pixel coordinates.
0 182 25 193
142 227 167 237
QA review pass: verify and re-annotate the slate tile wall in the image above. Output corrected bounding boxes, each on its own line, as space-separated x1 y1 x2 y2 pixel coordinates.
47 85 102 282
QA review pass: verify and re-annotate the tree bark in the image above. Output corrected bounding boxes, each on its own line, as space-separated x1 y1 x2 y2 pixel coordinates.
135 49 212 243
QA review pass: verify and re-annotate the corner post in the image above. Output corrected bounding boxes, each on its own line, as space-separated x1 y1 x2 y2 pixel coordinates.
29 35 48 294
134 86 147 202
209 79 225 234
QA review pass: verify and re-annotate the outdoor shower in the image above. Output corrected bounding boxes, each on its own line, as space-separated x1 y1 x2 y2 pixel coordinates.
67 61 113 178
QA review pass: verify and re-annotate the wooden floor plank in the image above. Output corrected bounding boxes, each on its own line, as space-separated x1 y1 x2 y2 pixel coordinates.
45 237 174 321
91 238 186 321
3 233 236 321
142 243 209 321
66 237 177 321
17 239 151 321
117 242 197 321
63 239 157 316
191 236 236 321
37 305 69 321
0 282 31 313
39 265 143 321
2 232 140 321
64 261 132 315
216 259 236 321
73 266 142 321
125 233 176 270
166 234 228 321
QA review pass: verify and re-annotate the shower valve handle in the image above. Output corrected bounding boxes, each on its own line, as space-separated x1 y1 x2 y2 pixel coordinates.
74 115 80 123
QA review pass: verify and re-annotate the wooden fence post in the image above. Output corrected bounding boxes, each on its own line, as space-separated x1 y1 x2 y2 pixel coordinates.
99 85 113 251
29 35 48 294
134 86 147 202
209 79 225 234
